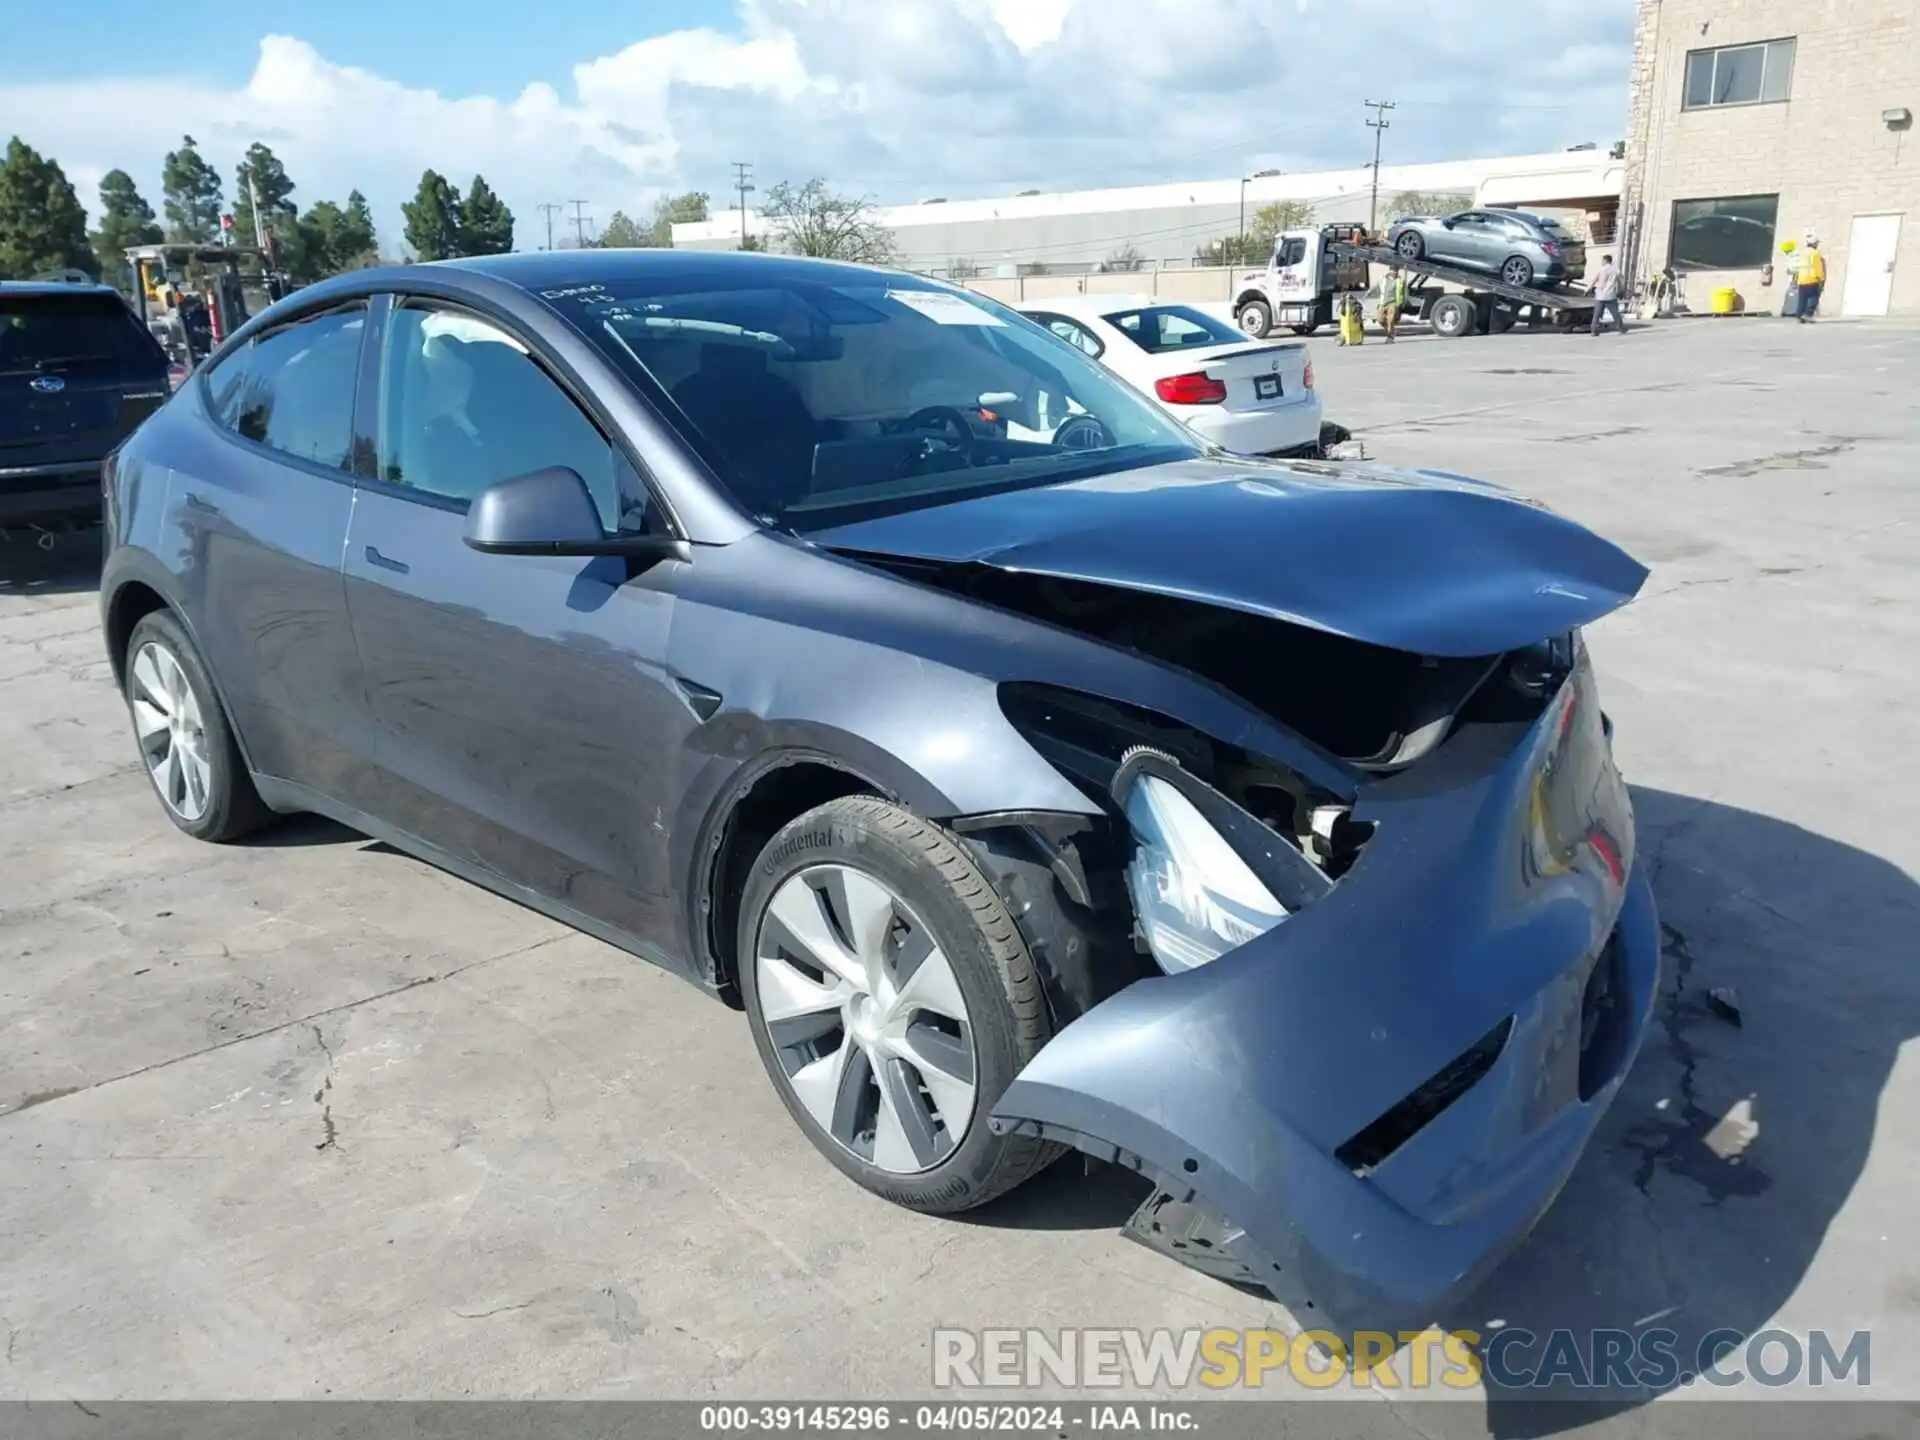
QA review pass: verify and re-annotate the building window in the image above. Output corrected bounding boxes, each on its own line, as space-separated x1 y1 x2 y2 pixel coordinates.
1683 38 1795 109
1669 195 1779 271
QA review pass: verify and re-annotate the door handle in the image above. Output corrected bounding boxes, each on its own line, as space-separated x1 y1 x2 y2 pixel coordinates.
364 545 410 575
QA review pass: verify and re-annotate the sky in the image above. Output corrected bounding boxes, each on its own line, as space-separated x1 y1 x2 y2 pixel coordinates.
0 0 1633 255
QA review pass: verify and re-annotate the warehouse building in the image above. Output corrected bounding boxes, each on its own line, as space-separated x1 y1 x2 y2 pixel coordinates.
672 150 1625 277
1621 0 1918 315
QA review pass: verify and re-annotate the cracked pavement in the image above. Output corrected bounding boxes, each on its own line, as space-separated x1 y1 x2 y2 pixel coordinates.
2 316 1917 1429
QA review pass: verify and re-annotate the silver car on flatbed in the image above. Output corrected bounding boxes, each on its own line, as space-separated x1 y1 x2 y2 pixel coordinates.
1388 207 1587 289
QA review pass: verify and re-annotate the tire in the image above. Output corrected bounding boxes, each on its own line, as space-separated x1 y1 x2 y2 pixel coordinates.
1395 230 1425 262
1236 299 1273 338
122 609 271 842
1487 304 1518 335
738 797 1063 1214
1288 323 1320 337
1501 255 1535 288
1429 294 1476 339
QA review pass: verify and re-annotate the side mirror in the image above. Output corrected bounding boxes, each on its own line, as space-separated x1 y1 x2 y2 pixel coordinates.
463 466 686 562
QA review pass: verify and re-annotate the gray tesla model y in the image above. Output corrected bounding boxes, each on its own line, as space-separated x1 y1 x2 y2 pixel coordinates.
99 250 1658 1332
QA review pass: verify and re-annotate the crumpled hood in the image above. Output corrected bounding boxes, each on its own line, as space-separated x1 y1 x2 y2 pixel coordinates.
813 457 1649 657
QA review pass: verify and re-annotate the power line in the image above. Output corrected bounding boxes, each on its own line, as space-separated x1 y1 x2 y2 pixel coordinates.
536 202 562 252
730 161 756 246
1365 99 1396 233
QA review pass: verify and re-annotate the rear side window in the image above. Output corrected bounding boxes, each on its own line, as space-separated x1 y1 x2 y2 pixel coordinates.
1101 305 1243 354
0 291 160 374
205 304 365 470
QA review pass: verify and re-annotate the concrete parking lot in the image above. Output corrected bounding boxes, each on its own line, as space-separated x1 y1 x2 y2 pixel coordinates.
3 314 1917 1429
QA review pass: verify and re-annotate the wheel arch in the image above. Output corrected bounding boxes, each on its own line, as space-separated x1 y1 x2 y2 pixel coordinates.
691 746 896 1006
1232 289 1272 313
101 547 264 780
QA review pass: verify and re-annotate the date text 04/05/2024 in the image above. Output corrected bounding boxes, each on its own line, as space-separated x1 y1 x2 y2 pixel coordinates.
698 1404 1199 1432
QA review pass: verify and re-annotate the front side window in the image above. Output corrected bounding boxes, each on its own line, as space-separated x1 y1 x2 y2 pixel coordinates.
375 303 628 530
1670 194 1780 271
1102 305 1242 354
1683 38 1794 109
1275 237 1308 267
205 304 364 469
542 274 1198 532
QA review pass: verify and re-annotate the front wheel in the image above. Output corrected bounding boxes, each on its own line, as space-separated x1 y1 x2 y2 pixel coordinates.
1236 299 1273 338
1395 231 1425 262
738 797 1062 1214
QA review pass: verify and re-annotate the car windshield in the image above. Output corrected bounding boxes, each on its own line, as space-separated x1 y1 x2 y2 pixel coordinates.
0 292 156 375
541 272 1202 531
1100 304 1244 354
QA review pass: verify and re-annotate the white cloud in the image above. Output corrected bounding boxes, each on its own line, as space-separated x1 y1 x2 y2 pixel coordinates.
0 0 1629 255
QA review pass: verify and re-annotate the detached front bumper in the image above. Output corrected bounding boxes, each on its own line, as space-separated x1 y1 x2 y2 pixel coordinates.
990 657 1659 1332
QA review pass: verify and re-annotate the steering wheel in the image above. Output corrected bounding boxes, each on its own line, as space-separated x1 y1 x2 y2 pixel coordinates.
903 405 976 456
1052 414 1114 452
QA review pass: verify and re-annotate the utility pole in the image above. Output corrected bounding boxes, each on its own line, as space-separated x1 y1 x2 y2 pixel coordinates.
731 161 755 246
569 200 591 250
1365 100 1396 234
537 202 562 252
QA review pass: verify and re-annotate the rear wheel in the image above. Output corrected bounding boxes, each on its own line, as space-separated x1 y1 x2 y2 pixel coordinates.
1395 230 1425 262
739 797 1061 1214
1429 294 1477 339
1236 299 1273 338
1501 255 1535 288
122 610 271 842
1288 323 1320 337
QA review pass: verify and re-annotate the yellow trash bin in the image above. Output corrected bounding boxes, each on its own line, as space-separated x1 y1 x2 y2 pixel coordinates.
1710 285 1740 315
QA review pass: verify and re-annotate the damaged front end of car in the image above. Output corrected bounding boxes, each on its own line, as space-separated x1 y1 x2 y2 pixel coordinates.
976 632 1658 1335
820 468 1660 1331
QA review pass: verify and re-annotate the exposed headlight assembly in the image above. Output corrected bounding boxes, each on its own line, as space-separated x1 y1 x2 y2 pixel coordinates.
1114 749 1334 974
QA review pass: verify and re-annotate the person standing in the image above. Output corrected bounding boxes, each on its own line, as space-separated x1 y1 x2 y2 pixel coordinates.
1381 266 1408 343
1589 253 1625 335
1796 239 1826 322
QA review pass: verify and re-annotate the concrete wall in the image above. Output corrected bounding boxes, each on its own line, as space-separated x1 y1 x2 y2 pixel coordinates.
958 267 1244 305
1624 0 1920 315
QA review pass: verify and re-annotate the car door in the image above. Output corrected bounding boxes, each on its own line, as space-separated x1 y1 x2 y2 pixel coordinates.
164 301 374 806
340 294 696 959
1442 212 1495 269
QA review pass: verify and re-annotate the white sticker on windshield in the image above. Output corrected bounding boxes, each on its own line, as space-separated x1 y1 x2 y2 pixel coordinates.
887 289 1005 326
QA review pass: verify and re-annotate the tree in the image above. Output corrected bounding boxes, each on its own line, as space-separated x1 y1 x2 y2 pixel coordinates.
0 137 98 279
1385 190 1471 221
600 210 647 248
161 135 223 243
290 190 379 282
947 256 981 279
1193 233 1266 267
737 233 765 252
760 179 895 263
232 142 298 255
1098 242 1145 273
92 168 163 289
460 175 514 255
646 190 709 246
402 169 462 261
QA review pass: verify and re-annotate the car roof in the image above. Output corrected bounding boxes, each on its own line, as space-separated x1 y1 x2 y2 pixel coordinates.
438 247 920 292
0 279 122 298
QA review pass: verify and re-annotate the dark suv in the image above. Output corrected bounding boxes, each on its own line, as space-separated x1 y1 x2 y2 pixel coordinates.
2 281 172 531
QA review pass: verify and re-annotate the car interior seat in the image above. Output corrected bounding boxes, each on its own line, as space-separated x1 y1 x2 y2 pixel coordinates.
669 343 820 514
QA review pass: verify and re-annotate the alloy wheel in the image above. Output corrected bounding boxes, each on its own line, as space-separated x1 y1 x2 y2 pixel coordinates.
754 863 978 1175
130 641 213 822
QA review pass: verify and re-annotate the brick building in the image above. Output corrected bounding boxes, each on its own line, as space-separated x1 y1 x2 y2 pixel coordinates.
1622 0 1918 315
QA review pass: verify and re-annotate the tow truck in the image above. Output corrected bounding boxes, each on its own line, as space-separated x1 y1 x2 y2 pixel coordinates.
1231 224 1598 340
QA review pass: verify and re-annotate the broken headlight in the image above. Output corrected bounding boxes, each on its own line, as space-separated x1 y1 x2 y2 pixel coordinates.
1122 774 1288 974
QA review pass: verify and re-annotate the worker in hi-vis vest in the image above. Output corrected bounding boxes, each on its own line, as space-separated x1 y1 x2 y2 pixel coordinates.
1795 239 1827 323
1381 267 1409 343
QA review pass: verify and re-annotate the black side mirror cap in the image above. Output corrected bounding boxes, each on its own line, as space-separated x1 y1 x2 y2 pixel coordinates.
463 466 688 561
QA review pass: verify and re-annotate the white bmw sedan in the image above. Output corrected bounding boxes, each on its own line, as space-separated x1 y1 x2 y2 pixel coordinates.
1015 295 1323 458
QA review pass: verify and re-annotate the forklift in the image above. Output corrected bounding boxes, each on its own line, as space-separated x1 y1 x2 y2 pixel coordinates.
124 241 288 368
